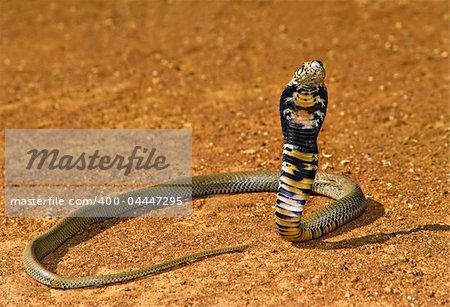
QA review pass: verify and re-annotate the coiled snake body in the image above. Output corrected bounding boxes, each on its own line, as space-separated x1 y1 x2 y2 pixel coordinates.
23 60 366 289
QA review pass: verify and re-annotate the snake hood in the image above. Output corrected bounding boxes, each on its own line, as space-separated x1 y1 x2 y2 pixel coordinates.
279 60 328 152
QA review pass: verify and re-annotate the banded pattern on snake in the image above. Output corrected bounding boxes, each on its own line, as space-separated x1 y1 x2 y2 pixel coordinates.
275 60 329 241
23 60 367 289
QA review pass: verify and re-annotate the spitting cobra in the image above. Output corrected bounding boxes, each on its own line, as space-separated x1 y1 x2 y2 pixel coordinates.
23 60 366 289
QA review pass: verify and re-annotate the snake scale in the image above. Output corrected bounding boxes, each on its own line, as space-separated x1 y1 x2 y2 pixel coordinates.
23 60 366 289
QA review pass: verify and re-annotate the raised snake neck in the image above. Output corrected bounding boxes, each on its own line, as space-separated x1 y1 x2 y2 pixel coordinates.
275 60 329 241
23 61 367 289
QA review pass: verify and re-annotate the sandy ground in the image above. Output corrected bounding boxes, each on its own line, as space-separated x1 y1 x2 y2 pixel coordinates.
0 0 449 306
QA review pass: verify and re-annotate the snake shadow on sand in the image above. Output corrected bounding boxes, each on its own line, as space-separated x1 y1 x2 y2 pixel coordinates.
294 198 449 250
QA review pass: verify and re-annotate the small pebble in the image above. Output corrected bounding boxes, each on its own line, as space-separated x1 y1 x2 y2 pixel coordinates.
407 295 415 301
321 162 331 170
384 208 394 217
381 160 391 167
278 24 287 32
242 149 257 155
311 275 322 286
340 159 350 165
351 276 360 283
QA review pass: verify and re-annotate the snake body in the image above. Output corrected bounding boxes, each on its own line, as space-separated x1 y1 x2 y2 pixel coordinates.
23 61 367 289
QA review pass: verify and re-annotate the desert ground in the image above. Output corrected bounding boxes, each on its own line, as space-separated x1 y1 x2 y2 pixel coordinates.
0 1 449 306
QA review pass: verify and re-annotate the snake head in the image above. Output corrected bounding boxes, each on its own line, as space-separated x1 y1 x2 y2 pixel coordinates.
289 60 326 86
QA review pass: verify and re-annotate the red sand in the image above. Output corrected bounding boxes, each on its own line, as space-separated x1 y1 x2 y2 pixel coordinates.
0 1 448 306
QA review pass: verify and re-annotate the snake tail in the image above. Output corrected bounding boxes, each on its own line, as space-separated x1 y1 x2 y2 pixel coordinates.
24 239 248 289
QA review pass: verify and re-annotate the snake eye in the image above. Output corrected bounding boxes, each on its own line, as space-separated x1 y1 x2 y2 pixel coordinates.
311 61 322 70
